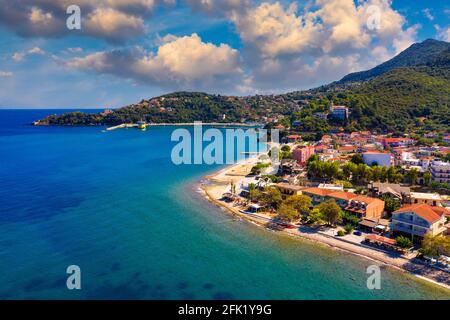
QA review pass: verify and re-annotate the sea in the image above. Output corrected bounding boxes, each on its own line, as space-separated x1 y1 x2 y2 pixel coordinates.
0 109 449 299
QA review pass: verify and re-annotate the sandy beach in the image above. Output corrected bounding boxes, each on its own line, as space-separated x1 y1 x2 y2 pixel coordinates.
199 156 450 291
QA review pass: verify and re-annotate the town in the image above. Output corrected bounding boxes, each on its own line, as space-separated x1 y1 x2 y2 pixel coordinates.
206 107 450 284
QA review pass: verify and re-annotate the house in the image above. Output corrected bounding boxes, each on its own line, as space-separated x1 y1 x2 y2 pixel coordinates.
287 135 302 143
391 204 448 240
362 151 392 167
345 195 385 220
408 192 443 207
330 104 349 120
292 146 315 165
367 182 411 202
381 137 415 149
301 188 385 219
301 187 335 204
359 218 390 233
443 135 450 144
430 160 450 183
274 183 305 198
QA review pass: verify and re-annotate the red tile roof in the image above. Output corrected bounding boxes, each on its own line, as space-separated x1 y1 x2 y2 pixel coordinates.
302 188 335 197
394 204 447 224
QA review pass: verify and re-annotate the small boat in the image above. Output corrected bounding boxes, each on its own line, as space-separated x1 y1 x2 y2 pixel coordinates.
136 121 147 130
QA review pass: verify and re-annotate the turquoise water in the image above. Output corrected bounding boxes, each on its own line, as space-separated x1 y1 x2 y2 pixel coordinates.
0 110 449 300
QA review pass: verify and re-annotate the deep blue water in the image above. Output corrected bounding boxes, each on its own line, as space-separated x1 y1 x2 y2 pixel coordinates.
0 110 449 300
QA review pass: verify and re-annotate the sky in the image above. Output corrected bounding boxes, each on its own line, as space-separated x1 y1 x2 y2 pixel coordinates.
0 0 449 108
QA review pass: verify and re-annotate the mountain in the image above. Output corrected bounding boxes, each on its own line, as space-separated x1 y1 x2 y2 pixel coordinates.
338 39 450 83
35 39 450 134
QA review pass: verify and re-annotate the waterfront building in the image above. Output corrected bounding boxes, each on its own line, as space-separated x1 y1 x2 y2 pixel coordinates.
274 183 305 199
391 204 448 240
301 188 385 219
367 182 411 202
409 192 443 207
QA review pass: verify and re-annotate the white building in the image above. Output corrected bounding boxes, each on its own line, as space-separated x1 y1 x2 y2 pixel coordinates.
430 160 450 183
330 105 349 120
362 152 392 167
401 152 420 167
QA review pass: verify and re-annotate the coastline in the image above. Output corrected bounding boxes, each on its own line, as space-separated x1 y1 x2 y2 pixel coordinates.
198 158 450 292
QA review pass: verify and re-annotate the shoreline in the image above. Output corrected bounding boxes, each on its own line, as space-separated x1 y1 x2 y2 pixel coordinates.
198 158 450 293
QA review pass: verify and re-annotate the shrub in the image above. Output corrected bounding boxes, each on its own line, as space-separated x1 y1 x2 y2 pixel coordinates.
395 236 413 249
337 230 345 237
344 224 354 234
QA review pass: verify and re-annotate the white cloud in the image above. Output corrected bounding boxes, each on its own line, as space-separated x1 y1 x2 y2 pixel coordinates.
422 8 434 21
85 8 146 42
28 47 45 55
12 52 25 62
0 71 13 77
437 26 450 42
12 46 46 62
231 2 320 57
66 33 243 91
67 47 84 53
0 0 172 42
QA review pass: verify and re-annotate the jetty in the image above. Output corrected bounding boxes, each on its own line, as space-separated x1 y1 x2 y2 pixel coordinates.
105 123 138 131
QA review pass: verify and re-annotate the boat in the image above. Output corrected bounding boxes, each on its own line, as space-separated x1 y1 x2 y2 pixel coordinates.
136 121 147 130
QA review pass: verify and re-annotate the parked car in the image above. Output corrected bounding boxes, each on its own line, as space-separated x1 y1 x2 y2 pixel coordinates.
353 231 362 236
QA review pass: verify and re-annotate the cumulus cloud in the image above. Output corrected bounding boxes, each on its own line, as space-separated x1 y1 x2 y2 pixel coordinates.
231 2 320 57
227 0 420 92
0 0 172 42
1 0 422 94
84 8 145 42
66 33 243 91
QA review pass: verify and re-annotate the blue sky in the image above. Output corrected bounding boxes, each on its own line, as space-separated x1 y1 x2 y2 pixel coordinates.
0 0 448 108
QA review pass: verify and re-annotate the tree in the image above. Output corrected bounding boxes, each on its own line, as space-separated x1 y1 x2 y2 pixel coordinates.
248 183 260 201
350 154 364 165
420 233 450 257
317 200 343 226
423 171 432 186
281 145 291 152
283 195 312 216
308 208 325 224
258 186 283 209
387 166 403 183
395 236 413 249
342 161 357 180
277 204 299 222
382 195 401 214
405 168 419 185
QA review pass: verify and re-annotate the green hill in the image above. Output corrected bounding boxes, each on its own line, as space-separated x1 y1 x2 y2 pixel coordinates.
36 39 450 134
338 39 450 83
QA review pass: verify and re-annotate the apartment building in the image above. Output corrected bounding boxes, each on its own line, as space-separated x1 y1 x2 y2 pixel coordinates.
391 204 448 240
